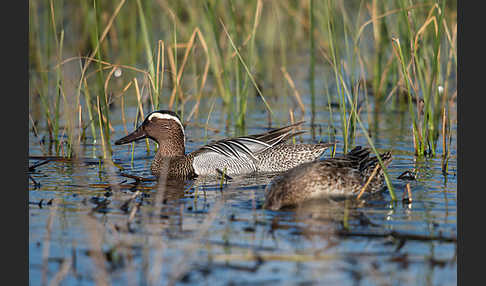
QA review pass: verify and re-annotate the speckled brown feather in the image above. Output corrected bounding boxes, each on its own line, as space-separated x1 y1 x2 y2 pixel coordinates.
263 146 393 210
256 143 334 172
151 153 199 179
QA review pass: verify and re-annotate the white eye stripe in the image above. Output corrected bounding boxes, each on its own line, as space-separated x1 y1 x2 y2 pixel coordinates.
147 112 185 143
148 112 182 126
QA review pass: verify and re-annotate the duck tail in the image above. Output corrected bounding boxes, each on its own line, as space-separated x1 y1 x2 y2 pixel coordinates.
360 151 393 179
254 121 306 147
346 146 372 161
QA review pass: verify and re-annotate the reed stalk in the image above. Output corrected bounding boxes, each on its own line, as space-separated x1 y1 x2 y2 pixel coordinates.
220 17 274 118
324 0 349 153
49 0 64 154
134 78 151 153
309 0 316 116
201 1 232 105
136 0 159 109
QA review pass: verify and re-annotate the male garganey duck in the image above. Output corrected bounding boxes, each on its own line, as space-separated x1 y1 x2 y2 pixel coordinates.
115 110 333 178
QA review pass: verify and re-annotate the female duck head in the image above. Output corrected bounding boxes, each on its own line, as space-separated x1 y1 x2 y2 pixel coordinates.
114 110 185 156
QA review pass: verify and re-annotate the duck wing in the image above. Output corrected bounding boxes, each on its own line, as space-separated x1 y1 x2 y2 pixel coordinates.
200 121 306 160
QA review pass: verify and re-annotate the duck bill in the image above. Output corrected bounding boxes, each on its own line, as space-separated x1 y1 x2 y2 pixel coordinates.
115 127 147 145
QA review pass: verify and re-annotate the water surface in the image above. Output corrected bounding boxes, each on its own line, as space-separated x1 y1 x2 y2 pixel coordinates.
29 95 457 285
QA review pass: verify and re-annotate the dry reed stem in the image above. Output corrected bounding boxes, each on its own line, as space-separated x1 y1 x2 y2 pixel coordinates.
371 0 380 48
140 74 154 111
212 252 338 262
96 97 107 159
442 105 448 157
168 28 209 109
337 73 358 139
166 41 178 88
413 5 440 53
168 200 224 285
200 97 218 142
166 6 179 107
168 30 198 107
229 0 263 59
111 81 134 105
278 0 310 30
112 80 134 138
145 172 170 286
133 78 145 119
29 113 39 137
30 113 48 154
356 2 432 44
193 29 210 109
289 109 297 144
281 67 305 113
41 205 56 286
77 105 82 144
152 162 170 218
392 37 420 99
220 17 273 115
406 183 413 202
127 191 141 223
384 77 404 104
124 162 170 285
82 215 110 286
49 0 58 46
133 77 152 152
356 55 373 131
121 95 127 136
318 45 333 66
442 18 454 53
48 258 71 286
442 20 456 116
81 77 97 141
58 57 154 79
378 54 396 102
156 40 165 107
391 37 421 150
147 235 165 286
186 29 210 120
356 163 381 200
103 66 117 105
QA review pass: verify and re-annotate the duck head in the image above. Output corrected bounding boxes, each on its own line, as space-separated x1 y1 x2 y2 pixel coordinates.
115 110 185 156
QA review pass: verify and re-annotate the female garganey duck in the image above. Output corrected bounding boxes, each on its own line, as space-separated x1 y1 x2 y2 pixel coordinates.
115 110 333 178
263 146 392 210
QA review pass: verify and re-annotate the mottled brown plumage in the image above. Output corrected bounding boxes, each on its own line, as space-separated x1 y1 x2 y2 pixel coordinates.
263 146 393 210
